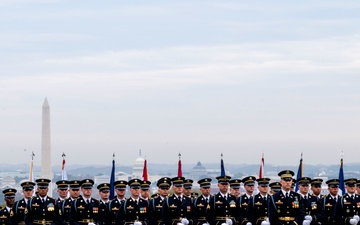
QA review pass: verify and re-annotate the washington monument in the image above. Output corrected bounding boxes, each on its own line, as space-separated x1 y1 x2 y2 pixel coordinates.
41 98 52 193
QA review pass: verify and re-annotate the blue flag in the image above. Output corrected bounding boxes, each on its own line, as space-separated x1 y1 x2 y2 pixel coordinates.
110 154 115 199
220 154 225 176
295 155 303 192
339 158 345 194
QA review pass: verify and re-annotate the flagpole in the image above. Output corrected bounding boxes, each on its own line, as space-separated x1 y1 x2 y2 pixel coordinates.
110 153 116 199
339 151 345 195
178 153 182 177
61 152 68 180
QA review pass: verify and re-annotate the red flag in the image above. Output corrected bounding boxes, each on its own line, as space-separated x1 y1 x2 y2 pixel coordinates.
259 153 264 179
142 159 149 181
178 153 182 177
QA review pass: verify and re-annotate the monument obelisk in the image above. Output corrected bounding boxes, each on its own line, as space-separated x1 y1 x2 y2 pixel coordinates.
41 98 52 196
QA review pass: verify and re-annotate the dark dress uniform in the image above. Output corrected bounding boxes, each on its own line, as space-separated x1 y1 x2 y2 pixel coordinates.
268 170 305 225
162 195 195 225
0 207 11 225
206 175 238 225
334 193 360 225
237 194 251 225
247 194 269 225
206 192 238 225
148 196 165 225
106 198 125 225
69 196 101 225
319 194 338 225
60 198 75 224
116 198 150 225
193 195 210 225
300 194 323 225
10 199 28 225
25 195 65 225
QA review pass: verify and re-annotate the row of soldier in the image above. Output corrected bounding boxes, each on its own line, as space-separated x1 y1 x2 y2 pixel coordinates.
1 169 360 225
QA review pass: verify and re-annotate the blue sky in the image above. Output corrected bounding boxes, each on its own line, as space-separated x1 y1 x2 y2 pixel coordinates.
1 0 360 167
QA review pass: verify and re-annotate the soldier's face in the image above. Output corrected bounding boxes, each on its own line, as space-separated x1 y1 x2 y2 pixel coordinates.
244 185 254 194
183 188 192 196
218 183 229 194
230 188 240 197
159 187 170 197
130 187 141 198
37 187 48 197
116 189 126 198
346 184 356 194
328 186 339 196
173 185 184 195
298 184 309 195
57 189 68 198
258 185 269 195
81 187 92 198
141 189 150 198
5 196 15 207
280 179 292 191
99 191 110 201
200 187 211 196
311 185 322 195
69 188 80 198
23 188 34 199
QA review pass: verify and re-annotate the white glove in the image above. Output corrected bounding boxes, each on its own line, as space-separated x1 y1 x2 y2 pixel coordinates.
88 223 95 225
226 219 233 225
181 218 189 225
202 223 210 225
177 223 183 225
134 222 142 225
302 220 310 225
354 215 360 221
260 221 269 225
304 215 312 222
245 222 252 225
350 219 358 225
221 223 227 225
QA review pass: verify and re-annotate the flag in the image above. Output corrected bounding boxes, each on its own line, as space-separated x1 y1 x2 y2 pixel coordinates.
110 153 115 199
259 153 264 179
220 153 225 176
178 153 182 177
339 157 345 195
142 159 148 181
295 153 303 192
28 151 35 182
61 153 68 180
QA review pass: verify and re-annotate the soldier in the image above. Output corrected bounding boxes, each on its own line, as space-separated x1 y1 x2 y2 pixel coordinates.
193 178 212 225
140 180 152 203
1 188 17 225
310 178 323 199
149 177 171 225
320 179 340 225
334 178 360 225
56 180 69 207
356 180 360 195
247 178 271 225
238 176 256 225
10 181 35 225
69 179 101 225
291 178 296 192
268 170 305 225
25 178 65 225
105 180 128 225
229 179 241 199
297 177 321 225
184 179 194 199
97 183 110 224
269 182 281 195
116 179 151 225
206 175 238 225
162 177 195 225
60 180 81 224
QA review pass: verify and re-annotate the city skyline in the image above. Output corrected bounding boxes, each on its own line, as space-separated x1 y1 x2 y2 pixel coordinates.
1 1 360 166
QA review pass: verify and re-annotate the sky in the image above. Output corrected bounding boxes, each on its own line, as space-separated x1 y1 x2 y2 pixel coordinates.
1 0 360 167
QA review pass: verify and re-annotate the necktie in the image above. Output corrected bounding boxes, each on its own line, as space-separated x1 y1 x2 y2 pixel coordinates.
334 197 337 202
285 192 289 198
352 195 355 200
263 197 267 201
41 198 44 204
205 197 208 203
178 196 182 202
304 196 307 200
87 199 90 204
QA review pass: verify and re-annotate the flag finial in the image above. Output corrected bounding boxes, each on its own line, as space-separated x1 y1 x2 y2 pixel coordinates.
62 152 66 158
178 153 181 160
32 151 35 160
340 151 344 159
113 152 115 158
221 153 223 159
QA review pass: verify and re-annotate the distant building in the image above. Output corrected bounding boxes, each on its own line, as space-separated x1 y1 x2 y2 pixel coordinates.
190 161 207 180
132 150 145 179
